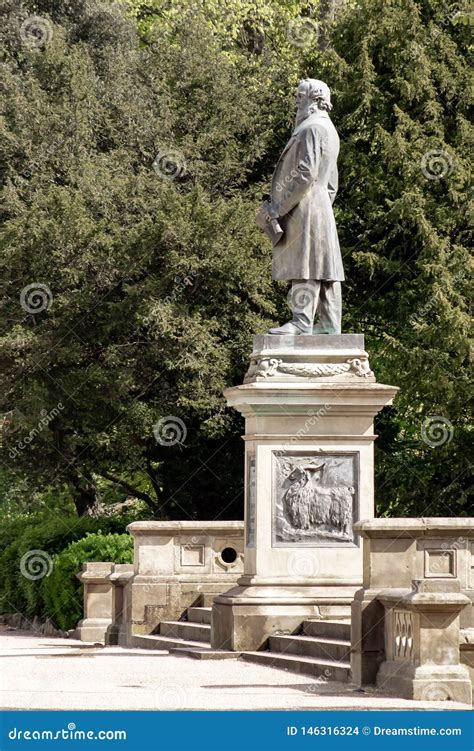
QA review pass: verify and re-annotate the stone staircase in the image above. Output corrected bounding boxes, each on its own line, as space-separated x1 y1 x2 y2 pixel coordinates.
132 605 351 682
241 619 351 682
131 606 212 651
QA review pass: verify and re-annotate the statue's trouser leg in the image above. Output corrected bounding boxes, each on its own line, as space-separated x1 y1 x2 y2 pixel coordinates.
289 280 318 333
313 281 342 334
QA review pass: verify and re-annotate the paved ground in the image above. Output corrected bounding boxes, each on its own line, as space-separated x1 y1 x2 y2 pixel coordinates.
0 627 469 711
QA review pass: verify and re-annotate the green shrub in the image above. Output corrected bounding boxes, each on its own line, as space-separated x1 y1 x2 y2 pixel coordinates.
42 533 133 631
0 512 136 620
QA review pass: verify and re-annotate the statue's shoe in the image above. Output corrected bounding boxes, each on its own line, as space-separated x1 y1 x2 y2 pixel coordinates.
268 321 311 335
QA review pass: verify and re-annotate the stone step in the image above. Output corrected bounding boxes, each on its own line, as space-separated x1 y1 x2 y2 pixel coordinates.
187 607 212 625
269 634 351 663
131 634 211 651
302 620 351 641
241 651 350 682
160 620 211 643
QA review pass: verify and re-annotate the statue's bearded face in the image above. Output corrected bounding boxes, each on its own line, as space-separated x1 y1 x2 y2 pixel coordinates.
295 83 311 125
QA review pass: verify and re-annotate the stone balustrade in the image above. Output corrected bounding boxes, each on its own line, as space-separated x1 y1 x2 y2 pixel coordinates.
351 518 473 704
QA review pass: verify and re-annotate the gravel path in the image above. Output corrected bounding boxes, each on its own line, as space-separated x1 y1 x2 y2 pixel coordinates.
0 627 468 711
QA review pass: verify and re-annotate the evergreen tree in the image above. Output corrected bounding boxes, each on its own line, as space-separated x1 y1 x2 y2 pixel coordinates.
311 0 472 515
0 0 293 516
0 0 471 520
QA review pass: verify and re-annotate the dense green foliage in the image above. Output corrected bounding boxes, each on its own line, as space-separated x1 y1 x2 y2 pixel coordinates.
43 532 133 630
0 512 136 619
318 0 472 516
0 0 472 531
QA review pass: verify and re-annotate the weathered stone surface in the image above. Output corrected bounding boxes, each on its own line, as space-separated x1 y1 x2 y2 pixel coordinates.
351 519 474 704
125 521 244 639
375 583 471 704
353 517 474 626
245 334 374 383
76 562 114 643
104 564 134 646
213 335 398 650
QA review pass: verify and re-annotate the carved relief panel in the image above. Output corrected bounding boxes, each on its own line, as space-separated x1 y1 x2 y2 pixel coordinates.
246 454 256 548
272 451 359 546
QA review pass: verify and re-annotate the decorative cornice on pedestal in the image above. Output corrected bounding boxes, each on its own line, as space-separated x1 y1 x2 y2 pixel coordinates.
244 334 376 384
224 382 400 420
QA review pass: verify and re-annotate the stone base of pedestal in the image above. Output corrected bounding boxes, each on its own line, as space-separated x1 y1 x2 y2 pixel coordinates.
376 662 472 705
350 588 386 686
105 623 128 646
75 618 112 643
212 581 356 651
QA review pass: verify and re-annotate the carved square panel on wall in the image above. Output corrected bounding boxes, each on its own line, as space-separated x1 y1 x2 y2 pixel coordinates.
180 544 205 567
424 548 456 578
272 451 359 547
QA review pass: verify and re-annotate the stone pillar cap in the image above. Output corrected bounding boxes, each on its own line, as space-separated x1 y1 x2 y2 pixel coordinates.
378 587 470 613
76 562 114 582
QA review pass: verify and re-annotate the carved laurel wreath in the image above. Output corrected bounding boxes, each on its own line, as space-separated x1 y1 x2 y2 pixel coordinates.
252 357 373 379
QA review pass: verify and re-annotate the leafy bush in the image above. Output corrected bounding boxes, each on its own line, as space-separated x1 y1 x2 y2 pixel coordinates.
0 512 136 619
42 533 133 631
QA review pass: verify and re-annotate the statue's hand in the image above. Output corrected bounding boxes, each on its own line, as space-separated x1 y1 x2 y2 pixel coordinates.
264 201 280 221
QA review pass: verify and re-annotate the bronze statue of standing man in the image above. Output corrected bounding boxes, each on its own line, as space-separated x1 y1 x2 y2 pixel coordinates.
257 79 343 335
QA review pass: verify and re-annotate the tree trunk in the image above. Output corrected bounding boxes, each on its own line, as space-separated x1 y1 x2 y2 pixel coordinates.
68 470 102 517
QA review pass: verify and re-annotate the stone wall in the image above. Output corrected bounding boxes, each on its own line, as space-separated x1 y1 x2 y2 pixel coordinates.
75 522 245 644
125 521 244 639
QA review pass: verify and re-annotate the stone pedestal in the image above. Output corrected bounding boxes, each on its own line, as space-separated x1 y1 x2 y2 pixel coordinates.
376 580 471 704
76 562 114 643
105 564 134 646
212 334 398 651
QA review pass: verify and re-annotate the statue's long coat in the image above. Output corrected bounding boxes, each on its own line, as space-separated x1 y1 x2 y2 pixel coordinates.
271 111 344 282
